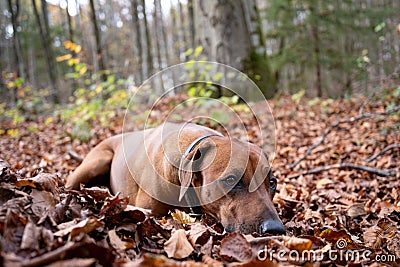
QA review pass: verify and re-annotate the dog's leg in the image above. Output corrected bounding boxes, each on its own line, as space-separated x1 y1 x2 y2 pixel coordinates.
65 139 115 189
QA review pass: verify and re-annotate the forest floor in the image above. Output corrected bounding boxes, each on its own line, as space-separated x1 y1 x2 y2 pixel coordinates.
0 94 399 266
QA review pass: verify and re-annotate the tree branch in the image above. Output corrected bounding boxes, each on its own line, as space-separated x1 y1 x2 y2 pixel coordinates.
366 144 400 163
287 163 396 179
290 105 400 169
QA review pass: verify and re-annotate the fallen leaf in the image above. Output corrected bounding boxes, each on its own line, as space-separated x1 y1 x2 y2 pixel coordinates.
170 209 196 225
282 236 313 252
100 193 129 223
20 221 41 250
164 229 194 259
219 232 252 262
346 203 366 218
31 189 56 219
81 186 112 202
54 217 104 238
15 173 60 194
188 223 210 246
108 229 127 252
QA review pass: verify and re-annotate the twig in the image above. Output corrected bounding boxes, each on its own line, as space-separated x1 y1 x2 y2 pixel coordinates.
366 144 400 163
68 151 83 162
290 105 400 169
287 163 396 179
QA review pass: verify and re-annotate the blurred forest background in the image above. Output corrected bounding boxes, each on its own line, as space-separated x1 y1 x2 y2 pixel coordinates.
1 0 399 104
0 2 399 265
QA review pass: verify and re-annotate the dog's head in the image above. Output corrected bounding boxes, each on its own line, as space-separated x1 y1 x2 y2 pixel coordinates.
179 136 285 235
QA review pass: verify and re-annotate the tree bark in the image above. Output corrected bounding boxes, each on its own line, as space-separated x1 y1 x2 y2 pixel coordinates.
178 1 187 58
66 1 74 42
32 0 59 103
194 0 276 98
309 1 322 97
153 0 165 92
187 0 195 49
89 0 107 82
141 0 153 78
7 0 25 79
153 0 163 71
131 0 143 85
170 4 180 63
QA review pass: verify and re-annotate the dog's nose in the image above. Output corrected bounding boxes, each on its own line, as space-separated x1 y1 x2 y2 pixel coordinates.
259 220 286 235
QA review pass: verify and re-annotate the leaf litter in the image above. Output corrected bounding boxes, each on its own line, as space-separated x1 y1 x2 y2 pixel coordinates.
0 95 399 266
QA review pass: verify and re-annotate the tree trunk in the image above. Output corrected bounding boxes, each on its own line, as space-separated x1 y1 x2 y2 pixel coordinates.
153 0 163 71
157 0 170 68
159 0 175 93
194 0 277 98
41 0 59 100
89 0 107 82
153 0 165 92
178 1 187 58
66 1 74 42
170 4 180 63
32 0 59 103
310 3 322 97
187 0 195 49
141 0 153 78
7 0 25 79
131 0 143 85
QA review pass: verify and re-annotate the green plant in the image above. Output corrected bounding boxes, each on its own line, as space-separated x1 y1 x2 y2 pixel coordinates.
57 41 130 141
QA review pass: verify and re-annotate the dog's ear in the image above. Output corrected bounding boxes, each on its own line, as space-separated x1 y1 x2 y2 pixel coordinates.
178 142 215 202
178 148 201 202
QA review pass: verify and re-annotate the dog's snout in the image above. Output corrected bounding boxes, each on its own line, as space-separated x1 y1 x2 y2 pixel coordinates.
259 220 286 235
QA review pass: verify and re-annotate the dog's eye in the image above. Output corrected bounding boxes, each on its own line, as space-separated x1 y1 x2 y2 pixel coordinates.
269 176 277 191
224 176 238 187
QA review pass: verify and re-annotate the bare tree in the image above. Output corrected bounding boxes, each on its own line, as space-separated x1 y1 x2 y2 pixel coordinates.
309 3 322 97
153 0 163 71
131 0 143 85
187 0 195 49
170 4 180 63
66 1 74 42
178 0 187 57
141 0 153 78
7 0 25 79
32 0 59 103
194 0 276 97
89 0 107 82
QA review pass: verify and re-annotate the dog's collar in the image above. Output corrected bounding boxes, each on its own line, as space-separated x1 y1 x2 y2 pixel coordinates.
183 134 222 157
181 133 222 214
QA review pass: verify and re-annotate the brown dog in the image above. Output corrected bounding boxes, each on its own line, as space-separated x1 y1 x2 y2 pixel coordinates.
66 122 285 235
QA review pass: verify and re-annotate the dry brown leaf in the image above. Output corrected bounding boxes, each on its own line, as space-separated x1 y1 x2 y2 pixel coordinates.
346 203 366 218
319 228 361 250
316 178 334 189
188 223 210 246
20 221 41 250
15 173 60 194
387 233 400 258
282 236 313 252
54 217 104 238
363 225 383 249
108 229 127 252
170 209 196 225
219 232 252 263
30 189 56 218
164 229 193 259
